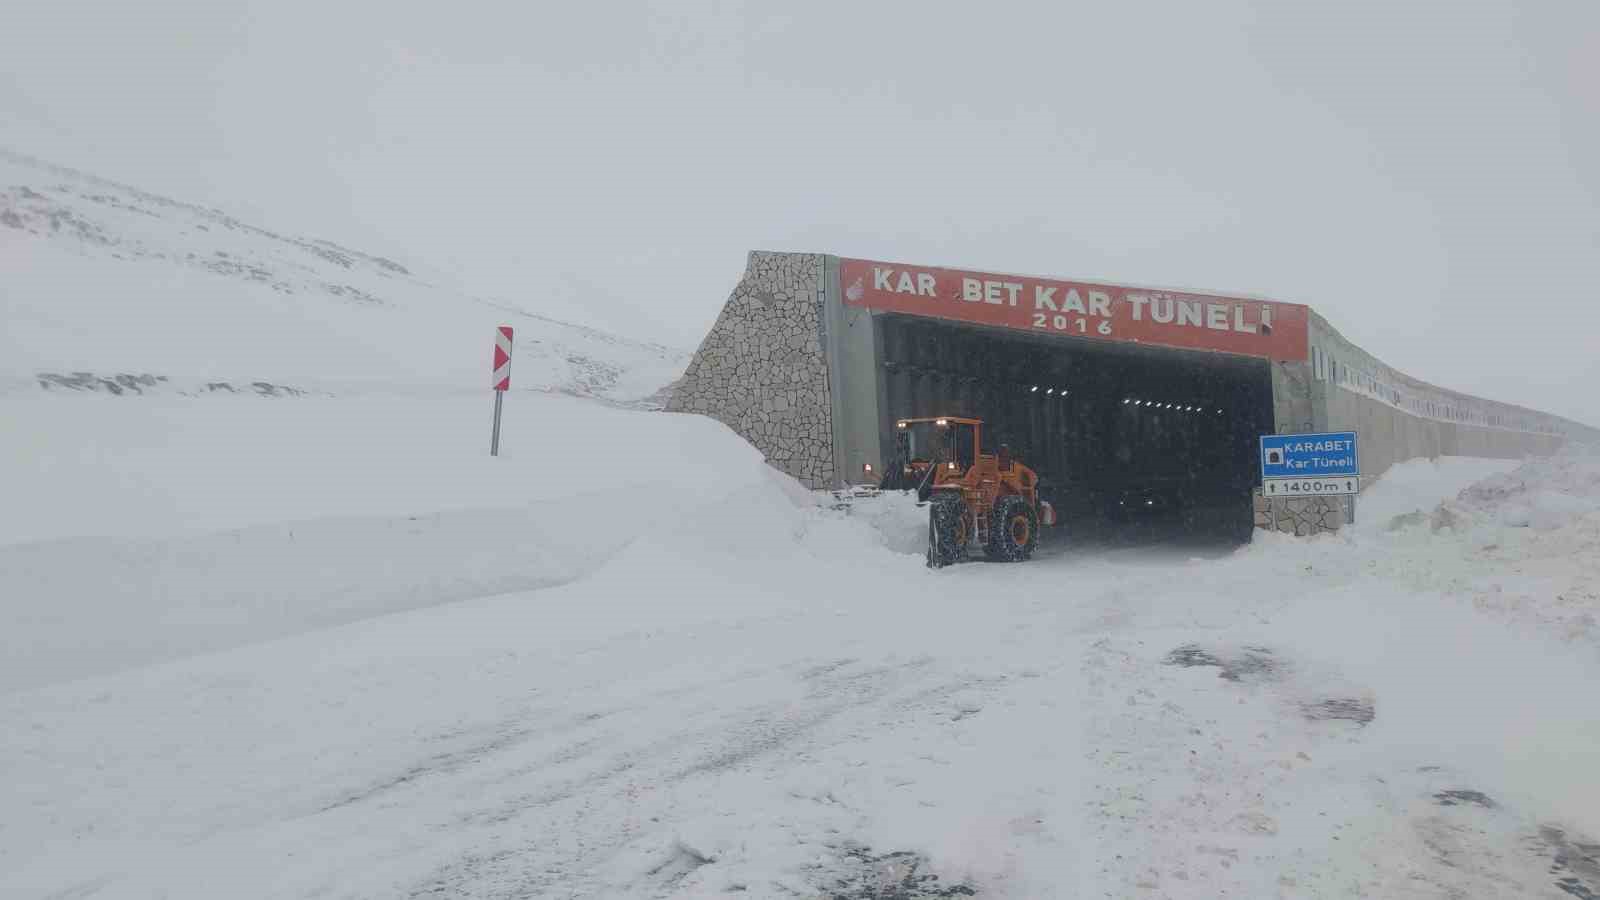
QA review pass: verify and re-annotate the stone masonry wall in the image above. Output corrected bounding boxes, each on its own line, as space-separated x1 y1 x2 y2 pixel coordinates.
1254 489 1349 536
666 251 835 488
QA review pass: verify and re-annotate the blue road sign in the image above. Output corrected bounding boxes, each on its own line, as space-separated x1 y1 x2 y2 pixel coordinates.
1260 431 1359 480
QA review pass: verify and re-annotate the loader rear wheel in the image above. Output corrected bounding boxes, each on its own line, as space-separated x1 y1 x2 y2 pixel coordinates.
987 495 1038 562
927 493 969 568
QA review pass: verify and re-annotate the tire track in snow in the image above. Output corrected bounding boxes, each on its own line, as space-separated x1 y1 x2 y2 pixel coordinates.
401 655 1019 897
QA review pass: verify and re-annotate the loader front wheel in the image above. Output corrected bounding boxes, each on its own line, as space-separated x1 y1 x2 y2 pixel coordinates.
927 493 969 568
988 495 1038 562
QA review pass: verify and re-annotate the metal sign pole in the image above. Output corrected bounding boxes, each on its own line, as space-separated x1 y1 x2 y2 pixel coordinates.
490 391 504 457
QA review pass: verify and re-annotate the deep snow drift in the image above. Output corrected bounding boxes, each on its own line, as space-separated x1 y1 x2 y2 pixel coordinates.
3 386 1597 899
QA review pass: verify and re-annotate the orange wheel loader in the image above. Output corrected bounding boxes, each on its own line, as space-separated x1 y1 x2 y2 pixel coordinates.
880 417 1057 568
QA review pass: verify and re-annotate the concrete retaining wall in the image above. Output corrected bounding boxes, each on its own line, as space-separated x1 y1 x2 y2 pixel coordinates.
1261 315 1594 537
1322 388 1567 480
1307 313 1593 482
666 251 836 487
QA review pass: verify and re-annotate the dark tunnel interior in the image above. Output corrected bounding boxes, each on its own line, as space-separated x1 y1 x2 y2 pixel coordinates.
876 315 1274 541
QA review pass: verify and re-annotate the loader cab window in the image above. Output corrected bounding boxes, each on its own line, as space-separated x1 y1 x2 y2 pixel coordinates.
898 420 979 470
899 422 944 464
951 423 976 470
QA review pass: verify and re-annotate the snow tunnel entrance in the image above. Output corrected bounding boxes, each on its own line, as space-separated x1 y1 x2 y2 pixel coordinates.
877 314 1273 545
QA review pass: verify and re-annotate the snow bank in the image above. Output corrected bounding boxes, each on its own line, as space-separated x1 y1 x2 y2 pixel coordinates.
826 489 929 558
1454 450 1600 532
1238 447 1600 832
0 391 749 544
0 392 776 690
0 387 939 693
1350 455 1521 534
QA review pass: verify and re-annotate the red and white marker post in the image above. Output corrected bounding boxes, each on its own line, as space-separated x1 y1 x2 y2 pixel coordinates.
490 325 513 456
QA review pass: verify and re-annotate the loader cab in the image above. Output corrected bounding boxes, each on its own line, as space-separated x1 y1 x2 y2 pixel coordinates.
895 417 985 482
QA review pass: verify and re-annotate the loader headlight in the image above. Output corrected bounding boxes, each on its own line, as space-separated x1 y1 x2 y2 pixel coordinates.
862 463 874 473
947 462 957 470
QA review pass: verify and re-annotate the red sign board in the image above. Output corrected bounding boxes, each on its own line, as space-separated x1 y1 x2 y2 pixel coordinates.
492 326 513 391
839 258 1309 362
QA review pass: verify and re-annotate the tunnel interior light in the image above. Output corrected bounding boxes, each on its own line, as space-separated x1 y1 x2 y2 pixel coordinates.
1122 398 1131 405
1030 385 1039 392
935 418 948 426
1045 388 1055 395
896 420 907 429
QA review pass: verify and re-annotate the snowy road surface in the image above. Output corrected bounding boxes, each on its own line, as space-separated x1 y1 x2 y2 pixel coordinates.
3 393 1599 898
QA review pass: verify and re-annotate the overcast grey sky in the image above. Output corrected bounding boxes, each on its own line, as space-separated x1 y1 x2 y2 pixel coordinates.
5 0 1598 423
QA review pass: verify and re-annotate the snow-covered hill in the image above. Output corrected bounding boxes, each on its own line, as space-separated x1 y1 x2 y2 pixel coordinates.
0 148 688 402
